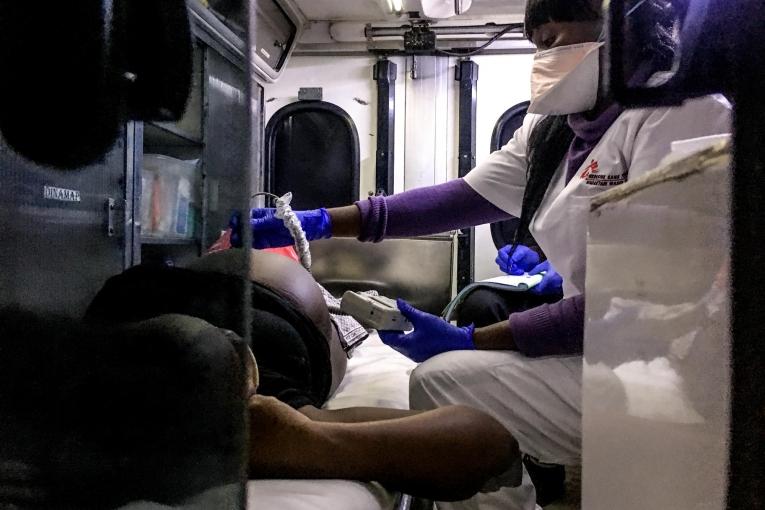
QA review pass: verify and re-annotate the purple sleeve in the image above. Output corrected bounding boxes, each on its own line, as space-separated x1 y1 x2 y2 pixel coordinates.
355 178 512 242
508 294 585 357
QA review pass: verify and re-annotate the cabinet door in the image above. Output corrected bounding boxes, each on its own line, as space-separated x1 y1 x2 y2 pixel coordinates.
203 48 251 248
0 133 127 317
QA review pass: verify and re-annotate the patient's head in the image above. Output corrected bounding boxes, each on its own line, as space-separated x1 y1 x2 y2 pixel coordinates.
86 248 345 409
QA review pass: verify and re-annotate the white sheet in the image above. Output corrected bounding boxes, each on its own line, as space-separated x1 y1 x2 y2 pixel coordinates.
247 333 417 510
325 332 417 410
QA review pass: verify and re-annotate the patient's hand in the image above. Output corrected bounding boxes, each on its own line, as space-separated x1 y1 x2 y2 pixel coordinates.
249 395 311 430
248 395 319 478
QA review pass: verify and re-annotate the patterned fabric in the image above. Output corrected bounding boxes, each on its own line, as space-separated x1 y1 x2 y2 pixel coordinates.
317 284 375 357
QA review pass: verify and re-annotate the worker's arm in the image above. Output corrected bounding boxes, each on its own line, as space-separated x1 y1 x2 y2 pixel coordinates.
242 179 510 248
380 296 585 360
248 395 518 502
325 204 362 237
476 294 586 355
347 115 540 242
473 321 518 351
506 294 585 357
379 299 517 361
242 115 538 248
350 179 510 242
378 312 520 353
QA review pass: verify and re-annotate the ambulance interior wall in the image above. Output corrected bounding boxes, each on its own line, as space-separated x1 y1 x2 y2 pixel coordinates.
263 52 534 284
471 53 534 280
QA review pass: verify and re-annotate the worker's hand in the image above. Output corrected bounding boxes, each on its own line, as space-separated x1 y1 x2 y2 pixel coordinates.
379 299 475 363
230 207 332 249
528 260 563 296
495 245 540 276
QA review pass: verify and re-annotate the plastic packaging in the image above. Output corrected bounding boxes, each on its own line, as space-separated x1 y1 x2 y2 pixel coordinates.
140 171 157 233
141 154 199 238
583 141 731 509
658 133 732 166
175 175 192 237
670 133 730 157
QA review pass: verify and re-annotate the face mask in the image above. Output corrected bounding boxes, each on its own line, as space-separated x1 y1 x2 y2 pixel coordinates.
528 42 604 115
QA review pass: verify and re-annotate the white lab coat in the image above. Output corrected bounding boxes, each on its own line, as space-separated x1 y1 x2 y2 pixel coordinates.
465 95 732 297
412 95 732 510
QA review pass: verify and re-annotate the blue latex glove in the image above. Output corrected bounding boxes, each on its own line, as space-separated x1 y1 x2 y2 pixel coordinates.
528 260 563 296
230 207 332 249
495 244 541 276
379 299 475 363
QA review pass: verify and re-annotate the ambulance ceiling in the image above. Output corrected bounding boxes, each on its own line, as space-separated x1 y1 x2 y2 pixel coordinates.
291 0 527 22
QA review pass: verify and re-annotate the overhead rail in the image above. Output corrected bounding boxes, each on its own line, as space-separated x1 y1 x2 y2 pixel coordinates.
361 22 525 55
365 22 524 39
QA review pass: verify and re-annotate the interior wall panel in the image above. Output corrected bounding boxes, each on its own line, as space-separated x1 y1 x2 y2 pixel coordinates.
0 135 126 317
471 53 534 281
264 55 378 201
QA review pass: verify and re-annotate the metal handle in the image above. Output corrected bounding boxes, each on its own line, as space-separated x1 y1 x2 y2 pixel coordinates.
106 198 116 237
394 494 412 510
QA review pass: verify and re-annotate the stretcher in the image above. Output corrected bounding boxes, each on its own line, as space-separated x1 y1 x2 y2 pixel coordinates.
247 333 417 510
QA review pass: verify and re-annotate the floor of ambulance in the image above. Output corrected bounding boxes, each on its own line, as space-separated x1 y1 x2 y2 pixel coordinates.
546 466 581 510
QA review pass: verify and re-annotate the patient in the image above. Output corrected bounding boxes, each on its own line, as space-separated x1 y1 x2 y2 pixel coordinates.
245 351 517 501
84 249 520 502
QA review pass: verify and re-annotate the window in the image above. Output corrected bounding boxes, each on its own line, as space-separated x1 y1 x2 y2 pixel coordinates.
265 101 360 210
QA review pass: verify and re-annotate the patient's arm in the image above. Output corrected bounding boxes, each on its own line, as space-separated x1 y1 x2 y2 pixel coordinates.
249 395 518 502
298 405 420 423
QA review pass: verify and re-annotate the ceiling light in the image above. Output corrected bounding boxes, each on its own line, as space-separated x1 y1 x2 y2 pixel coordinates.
388 0 404 13
421 0 473 19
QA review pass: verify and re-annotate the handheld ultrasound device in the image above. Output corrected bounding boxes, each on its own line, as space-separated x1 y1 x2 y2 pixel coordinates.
340 291 413 332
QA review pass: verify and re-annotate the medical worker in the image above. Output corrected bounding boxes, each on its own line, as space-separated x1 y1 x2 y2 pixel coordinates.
238 0 731 508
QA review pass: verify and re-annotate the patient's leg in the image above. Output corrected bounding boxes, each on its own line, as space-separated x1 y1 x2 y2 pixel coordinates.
249 395 518 502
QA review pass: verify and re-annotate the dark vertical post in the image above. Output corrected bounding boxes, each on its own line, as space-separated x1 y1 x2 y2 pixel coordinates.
456 59 479 291
729 95 765 510
374 59 397 195
728 3 765 505
125 121 143 268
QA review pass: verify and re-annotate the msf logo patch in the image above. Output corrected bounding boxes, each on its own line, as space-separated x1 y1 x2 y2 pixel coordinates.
580 159 627 187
